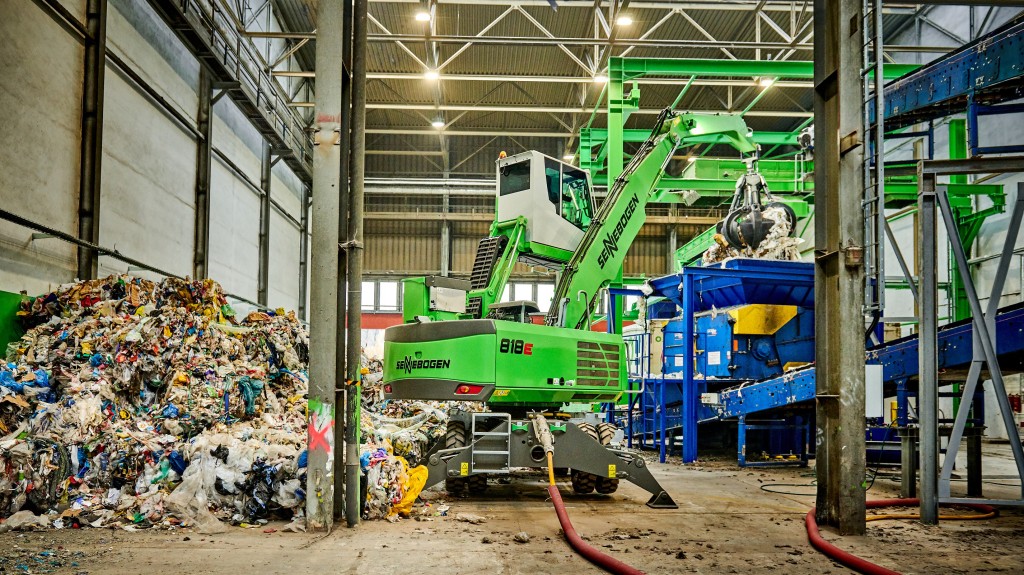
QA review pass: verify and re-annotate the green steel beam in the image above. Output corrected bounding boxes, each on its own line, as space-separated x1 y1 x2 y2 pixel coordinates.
609 58 917 81
581 128 798 146
588 58 921 190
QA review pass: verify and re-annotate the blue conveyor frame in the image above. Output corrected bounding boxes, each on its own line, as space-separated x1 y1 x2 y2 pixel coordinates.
636 258 1024 464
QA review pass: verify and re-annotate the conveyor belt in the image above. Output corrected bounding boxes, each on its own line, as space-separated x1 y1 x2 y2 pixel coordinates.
714 302 1024 419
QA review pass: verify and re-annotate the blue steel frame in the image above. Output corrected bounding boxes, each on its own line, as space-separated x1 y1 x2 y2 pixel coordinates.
715 303 1024 419
967 102 1024 155
646 260 816 463
737 416 810 468
875 13 1024 131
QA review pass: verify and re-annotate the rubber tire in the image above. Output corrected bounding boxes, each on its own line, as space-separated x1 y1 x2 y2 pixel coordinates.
597 422 617 445
570 423 600 495
444 420 468 495
467 473 488 494
595 423 620 495
571 470 596 494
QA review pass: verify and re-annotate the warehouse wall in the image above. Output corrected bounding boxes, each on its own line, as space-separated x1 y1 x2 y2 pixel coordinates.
0 0 308 314
0 1 83 294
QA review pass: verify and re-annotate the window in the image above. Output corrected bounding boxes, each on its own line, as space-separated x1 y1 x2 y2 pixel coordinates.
501 284 512 302
544 158 561 210
536 284 554 312
361 281 375 311
624 295 640 314
499 160 531 196
561 166 594 230
512 283 533 302
378 281 399 311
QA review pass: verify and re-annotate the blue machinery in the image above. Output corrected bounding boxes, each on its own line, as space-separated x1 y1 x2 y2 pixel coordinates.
620 258 1024 467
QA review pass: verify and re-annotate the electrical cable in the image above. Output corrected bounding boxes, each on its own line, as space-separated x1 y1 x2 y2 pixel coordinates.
534 415 645 575
866 420 898 491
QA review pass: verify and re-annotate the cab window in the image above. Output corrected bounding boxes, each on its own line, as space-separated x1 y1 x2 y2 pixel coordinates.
560 166 594 230
499 160 531 196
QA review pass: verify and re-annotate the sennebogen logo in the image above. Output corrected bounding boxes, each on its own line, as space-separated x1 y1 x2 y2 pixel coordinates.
597 192 640 268
397 356 452 374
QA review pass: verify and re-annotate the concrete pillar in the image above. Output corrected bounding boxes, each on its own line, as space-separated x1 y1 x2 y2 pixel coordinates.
812 0 866 535
77 0 107 280
306 0 345 532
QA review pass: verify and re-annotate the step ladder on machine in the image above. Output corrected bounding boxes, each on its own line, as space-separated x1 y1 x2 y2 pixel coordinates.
471 412 511 473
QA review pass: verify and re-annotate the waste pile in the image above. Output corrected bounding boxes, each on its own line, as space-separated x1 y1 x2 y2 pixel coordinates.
358 356 483 521
0 275 309 532
702 205 803 265
0 274 476 530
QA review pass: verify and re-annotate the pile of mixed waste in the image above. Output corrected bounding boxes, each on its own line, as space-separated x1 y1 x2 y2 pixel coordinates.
702 205 803 265
0 275 309 533
0 275 471 532
358 358 483 521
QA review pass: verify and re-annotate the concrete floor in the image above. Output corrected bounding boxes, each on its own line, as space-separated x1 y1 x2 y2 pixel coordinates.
2 446 1023 574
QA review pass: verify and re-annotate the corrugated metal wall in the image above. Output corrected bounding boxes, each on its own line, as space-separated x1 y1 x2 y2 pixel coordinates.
364 220 441 274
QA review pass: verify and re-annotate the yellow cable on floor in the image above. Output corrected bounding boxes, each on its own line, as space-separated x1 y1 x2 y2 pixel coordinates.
866 511 997 522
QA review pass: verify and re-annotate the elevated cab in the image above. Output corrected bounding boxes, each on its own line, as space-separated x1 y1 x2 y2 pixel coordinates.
497 151 595 258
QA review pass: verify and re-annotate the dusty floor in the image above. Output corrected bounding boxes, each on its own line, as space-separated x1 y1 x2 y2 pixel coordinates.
2 446 1023 575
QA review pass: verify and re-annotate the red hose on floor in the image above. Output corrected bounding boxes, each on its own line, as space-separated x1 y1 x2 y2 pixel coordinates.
805 498 998 575
547 485 646 575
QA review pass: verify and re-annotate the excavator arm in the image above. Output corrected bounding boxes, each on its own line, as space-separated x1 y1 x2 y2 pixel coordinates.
546 110 757 330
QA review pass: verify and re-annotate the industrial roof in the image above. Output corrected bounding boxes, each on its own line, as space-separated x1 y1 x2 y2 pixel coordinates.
249 0 924 179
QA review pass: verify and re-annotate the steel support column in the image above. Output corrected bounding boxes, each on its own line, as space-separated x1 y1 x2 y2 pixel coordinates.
917 173 939 525
344 0 369 529
77 0 107 280
258 141 272 306
333 0 354 520
812 0 866 535
298 185 309 320
306 0 345 532
441 191 451 277
667 226 678 274
194 68 213 280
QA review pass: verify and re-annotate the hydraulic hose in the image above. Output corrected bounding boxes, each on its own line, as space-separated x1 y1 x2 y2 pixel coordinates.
805 498 998 575
534 415 645 575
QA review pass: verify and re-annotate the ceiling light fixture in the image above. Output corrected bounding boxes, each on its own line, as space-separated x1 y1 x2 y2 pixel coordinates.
431 119 445 129
758 76 775 87
593 74 608 83
415 11 430 22
563 153 574 161
616 15 633 26
424 69 439 80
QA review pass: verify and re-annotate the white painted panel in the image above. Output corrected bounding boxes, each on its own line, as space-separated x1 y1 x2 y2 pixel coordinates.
0 2 82 294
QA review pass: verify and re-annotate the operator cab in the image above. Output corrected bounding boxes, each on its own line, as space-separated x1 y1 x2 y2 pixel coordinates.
497 151 595 255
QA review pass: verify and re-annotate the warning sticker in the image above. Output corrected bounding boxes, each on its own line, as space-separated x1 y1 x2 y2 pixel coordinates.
608 464 617 479
708 351 721 365
460 462 469 476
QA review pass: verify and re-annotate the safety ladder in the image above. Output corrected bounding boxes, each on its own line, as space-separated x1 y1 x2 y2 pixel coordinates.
470 412 511 473
861 0 887 330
